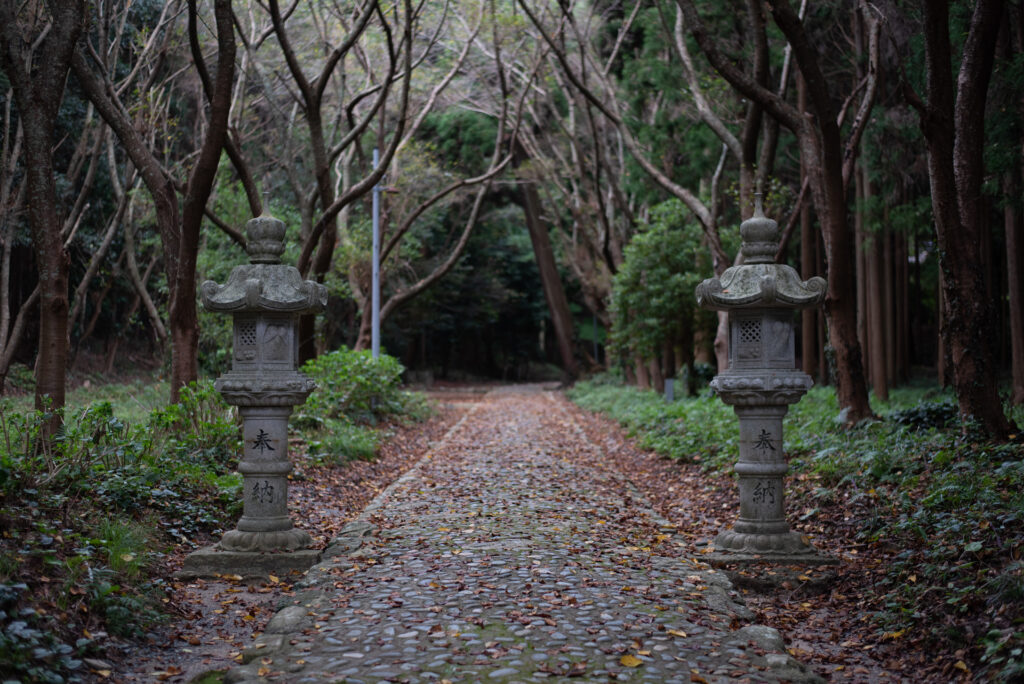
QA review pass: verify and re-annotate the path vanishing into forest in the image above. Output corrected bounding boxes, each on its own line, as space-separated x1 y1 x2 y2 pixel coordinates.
205 385 819 683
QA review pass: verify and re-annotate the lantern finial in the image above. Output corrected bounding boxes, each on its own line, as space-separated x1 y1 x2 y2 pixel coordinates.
740 193 779 264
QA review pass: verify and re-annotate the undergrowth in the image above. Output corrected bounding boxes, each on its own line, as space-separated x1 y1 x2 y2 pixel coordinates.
0 349 430 682
568 373 1024 680
297 348 432 464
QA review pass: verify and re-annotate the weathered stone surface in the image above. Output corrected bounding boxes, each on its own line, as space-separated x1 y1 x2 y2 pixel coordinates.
695 198 835 565
186 211 325 567
175 546 320 581
264 606 310 634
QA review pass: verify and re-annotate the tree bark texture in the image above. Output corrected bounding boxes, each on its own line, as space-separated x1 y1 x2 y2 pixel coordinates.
163 0 236 401
517 150 579 378
917 0 1015 437
0 0 85 426
1007 170 1024 405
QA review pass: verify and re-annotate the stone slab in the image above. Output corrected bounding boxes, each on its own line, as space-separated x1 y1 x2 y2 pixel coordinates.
175 545 321 580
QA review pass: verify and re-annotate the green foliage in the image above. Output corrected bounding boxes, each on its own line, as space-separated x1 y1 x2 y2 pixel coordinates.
567 377 735 472
888 399 959 431
297 348 432 463
0 380 243 681
417 109 499 176
609 200 714 366
0 581 87 683
302 347 406 422
569 377 1024 675
302 419 379 464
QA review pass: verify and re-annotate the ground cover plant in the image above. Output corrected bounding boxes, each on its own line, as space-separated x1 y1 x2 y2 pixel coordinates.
568 374 1024 681
0 350 428 683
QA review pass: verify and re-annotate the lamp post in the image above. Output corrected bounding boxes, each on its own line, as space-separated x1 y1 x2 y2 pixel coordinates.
179 211 327 579
695 197 833 563
372 147 381 360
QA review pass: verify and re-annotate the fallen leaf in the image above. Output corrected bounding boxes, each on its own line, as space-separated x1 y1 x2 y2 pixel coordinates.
667 629 688 637
620 654 642 667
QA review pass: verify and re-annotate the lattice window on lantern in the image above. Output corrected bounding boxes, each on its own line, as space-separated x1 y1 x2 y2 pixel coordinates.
238 320 257 346
740 319 761 343
735 317 763 362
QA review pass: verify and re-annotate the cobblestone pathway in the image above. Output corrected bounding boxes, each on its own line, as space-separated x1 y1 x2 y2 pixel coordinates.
224 386 819 683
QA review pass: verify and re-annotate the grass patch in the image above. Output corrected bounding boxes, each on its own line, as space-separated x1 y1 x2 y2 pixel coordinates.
568 374 1024 679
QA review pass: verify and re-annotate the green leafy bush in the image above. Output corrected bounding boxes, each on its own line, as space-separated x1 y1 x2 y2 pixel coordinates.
302 347 407 423
0 582 88 683
567 378 736 471
297 348 431 463
888 399 959 430
304 419 379 463
608 201 716 390
0 380 244 682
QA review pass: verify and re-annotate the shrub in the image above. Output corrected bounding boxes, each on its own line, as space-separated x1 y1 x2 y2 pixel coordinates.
296 348 431 463
302 347 407 424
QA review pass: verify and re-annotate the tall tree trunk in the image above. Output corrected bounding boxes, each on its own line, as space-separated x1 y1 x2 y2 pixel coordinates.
516 148 578 379
914 0 1015 437
297 108 336 363
817 231 828 384
0 0 85 431
167 0 236 401
855 166 869 385
677 0 875 423
1008 6 1024 405
634 354 649 389
883 224 896 385
895 231 911 384
1007 169 1024 404
802 125 873 423
798 73 818 382
800 191 818 380
867 230 888 401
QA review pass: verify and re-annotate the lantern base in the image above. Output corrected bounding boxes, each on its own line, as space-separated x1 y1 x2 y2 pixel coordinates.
714 529 814 554
219 527 312 552
706 529 839 567
175 545 321 581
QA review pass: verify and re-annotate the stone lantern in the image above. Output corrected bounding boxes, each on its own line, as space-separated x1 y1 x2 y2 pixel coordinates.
180 212 327 579
695 197 830 562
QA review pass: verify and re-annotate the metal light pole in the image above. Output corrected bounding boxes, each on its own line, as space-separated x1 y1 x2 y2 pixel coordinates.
372 148 381 360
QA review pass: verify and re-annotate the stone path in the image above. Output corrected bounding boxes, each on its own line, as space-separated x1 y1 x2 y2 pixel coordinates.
223 385 820 683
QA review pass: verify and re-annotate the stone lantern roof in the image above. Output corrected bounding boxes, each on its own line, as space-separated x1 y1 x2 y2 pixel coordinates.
695 198 826 311
200 213 327 315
